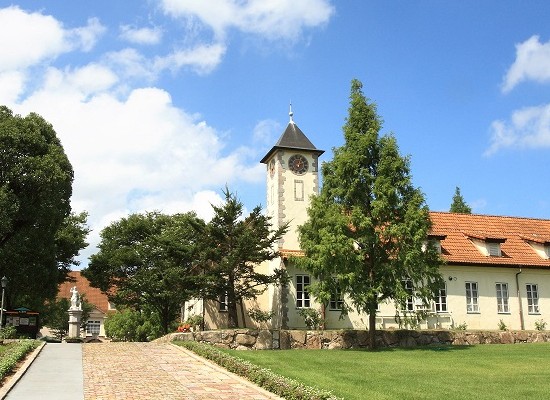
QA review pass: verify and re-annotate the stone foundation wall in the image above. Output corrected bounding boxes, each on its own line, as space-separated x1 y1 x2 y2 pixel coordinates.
164 329 550 350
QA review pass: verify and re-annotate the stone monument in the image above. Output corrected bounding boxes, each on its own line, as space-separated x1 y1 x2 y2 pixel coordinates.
67 286 82 338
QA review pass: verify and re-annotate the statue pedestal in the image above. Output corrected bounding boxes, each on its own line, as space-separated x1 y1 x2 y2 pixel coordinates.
68 308 83 338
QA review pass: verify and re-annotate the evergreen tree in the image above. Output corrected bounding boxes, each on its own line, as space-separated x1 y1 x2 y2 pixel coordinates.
195 188 288 328
297 80 443 348
450 186 472 213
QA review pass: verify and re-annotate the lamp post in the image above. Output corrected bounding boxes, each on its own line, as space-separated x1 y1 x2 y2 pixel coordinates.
0 276 7 328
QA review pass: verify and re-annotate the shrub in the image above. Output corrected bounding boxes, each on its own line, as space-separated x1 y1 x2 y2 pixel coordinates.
298 308 324 330
247 308 275 324
454 322 467 331
104 309 161 341
185 315 204 330
0 340 40 380
0 326 17 339
178 341 342 400
497 319 507 331
535 319 547 331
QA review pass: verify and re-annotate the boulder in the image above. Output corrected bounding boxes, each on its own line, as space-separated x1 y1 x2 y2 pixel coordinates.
255 330 273 350
236 333 257 346
499 331 514 344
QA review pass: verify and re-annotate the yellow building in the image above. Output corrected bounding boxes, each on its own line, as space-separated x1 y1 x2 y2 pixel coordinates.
186 112 550 332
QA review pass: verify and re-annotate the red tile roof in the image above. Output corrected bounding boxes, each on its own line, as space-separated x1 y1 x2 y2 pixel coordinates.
429 212 550 268
58 271 110 313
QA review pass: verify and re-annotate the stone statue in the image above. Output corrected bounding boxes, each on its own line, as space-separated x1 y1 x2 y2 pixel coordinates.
68 286 83 338
70 286 81 310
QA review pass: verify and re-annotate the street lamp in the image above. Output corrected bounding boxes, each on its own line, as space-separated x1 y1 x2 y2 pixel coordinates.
0 276 7 328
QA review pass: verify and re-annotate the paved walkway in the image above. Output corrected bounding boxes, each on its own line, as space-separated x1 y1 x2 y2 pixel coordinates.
4 343 84 400
3 342 280 400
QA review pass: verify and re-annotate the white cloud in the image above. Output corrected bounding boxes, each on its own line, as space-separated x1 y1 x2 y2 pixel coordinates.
0 6 66 71
0 4 301 267
69 17 106 52
252 119 281 145
502 35 550 93
0 7 104 72
119 25 163 45
9 64 263 265
0 71 26 104
485 103 550 155
153 43 226 75
160 0 334 41
103 48 157 82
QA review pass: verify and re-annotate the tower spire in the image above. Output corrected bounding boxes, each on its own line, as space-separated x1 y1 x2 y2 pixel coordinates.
289 102 294 123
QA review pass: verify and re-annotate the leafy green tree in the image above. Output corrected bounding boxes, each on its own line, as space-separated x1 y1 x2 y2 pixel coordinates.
297 80 443 348
450 186 472 214
0 106 88 311
104 308 162 342
195 188 288 328
84 211 204 335
42 297 93 340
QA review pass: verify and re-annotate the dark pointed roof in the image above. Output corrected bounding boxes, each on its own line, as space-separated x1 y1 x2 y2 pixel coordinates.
260 121 324 163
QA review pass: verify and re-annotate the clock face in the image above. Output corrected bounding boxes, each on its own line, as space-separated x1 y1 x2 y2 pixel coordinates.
268 159 276 177
288 154 309 175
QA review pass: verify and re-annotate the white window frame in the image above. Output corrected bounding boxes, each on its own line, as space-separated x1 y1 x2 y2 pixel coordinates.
86 320 101 335
496 282 510 313
219 293 228 312
329 288 344 311
435 285 447 313
404 280 414 312
296 275 311 308
465 282 479 313
526 284 540 314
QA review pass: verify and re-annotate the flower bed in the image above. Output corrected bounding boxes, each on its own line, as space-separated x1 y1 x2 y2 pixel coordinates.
0 340 40 381
177 341 342 400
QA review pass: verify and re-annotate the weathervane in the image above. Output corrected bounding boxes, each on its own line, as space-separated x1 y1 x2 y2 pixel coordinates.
289 101 294 123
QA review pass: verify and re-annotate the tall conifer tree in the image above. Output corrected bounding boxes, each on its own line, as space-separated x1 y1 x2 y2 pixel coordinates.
297 80 443 348
450 186 472 213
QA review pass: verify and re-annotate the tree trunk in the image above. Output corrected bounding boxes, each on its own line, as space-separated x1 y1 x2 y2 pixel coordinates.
228 303 239 328
368 306 376 350
160 303 170 335
367 263 376 350
227 285 239 328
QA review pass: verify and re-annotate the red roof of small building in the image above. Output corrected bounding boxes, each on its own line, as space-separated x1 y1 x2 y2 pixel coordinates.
58 271 110 313
429 211 550 268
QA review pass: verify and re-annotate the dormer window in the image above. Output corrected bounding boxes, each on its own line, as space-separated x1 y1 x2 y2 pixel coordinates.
464 232 506 257
521 235 550 260
427 234 446 254
487 241 501 257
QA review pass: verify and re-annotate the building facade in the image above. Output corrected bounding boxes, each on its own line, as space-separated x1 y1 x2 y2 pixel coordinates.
186 113 550 332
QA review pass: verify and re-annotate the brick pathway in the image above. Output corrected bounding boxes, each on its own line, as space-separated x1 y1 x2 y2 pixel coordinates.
82 342 280 400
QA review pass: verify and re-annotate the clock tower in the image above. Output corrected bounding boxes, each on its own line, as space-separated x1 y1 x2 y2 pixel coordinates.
260 106 324 253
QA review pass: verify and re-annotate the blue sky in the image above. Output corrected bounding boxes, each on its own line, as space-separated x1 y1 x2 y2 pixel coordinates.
1 1 550 264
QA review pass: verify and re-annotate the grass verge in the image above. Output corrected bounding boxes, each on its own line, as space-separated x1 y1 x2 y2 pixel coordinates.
176 340 343 400
0 340 41 382
218 342 550 400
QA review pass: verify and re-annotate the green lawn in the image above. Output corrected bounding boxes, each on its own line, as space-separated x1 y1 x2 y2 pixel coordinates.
222 343 550 400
